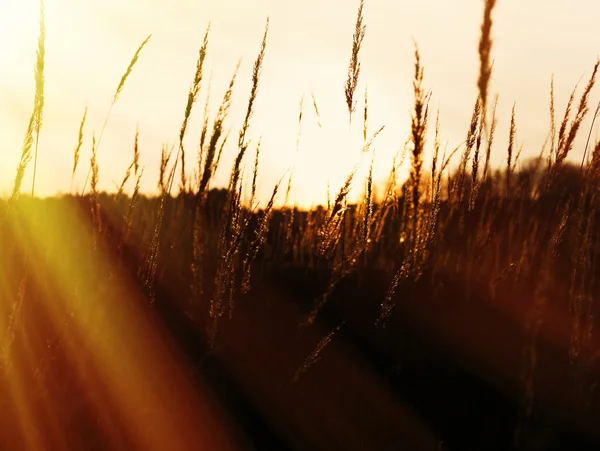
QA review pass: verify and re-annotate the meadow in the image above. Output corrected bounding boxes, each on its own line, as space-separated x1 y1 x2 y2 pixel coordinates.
1 0 600 450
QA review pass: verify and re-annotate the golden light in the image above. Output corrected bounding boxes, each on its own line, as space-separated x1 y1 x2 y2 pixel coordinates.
0 199 245 449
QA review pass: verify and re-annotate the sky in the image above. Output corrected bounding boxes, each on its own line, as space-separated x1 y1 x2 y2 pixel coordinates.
0 0 598 208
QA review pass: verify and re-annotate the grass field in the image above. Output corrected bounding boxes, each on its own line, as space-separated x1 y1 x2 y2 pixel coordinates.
1 0 600 450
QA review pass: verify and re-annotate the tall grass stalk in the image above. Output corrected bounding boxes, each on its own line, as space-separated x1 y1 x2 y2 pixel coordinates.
344 0 366 125
408 44 429 260
81 34 151 195
11 1 46 202
478 0 497 121
229 18 269 196
506 103 517 195
170 24 210 195
70 107 87 194
31 0 46 197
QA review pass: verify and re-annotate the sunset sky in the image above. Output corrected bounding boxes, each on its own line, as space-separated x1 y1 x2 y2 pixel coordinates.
0 0 598 207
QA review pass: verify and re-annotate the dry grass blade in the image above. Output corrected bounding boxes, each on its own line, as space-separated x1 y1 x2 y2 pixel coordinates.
71 107 87 193
581 101 600 171
478 0 497 117
296 94 304 153
249 139 261 209
133 125 140 176
431 111 440 201
175 24 210 195
363 86 368 142
589 140 600 182
364 151 375 246
211 22 270 325
230 18 269 193
11 3 46 203
482 95 498 181
456 97 481 204
212 129 230 177
377 259 410 328
293 321 345 383
361 125 385 153
242 178 281 293
506 103 517 195
114 35 152 104
82 34 151 194
89 133 101 246
317 167 357 262
199 62 240 198
552 61 599 179
312 92 322 128
409 44 429 250
117 128 141 197
558 60 599 167
556 85 577 160
159 144 174 194
120 169 143 252
198 72 213 165
345 0 366 124
329 168 357 222
31 0 46 197
469 100 486 210
117 162 134 198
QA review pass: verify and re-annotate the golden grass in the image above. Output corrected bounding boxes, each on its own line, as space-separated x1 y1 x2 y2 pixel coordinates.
30 0 46 197
4 1 600 447
10 1 46 203
477 0 497 120
81 34 152 195
175 24 210 195
70 107 87 194
345 0 366 124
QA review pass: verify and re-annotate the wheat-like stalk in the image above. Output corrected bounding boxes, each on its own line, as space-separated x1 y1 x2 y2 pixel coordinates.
11 1 45 203
363 86 369 142
455 97 481 205
229 18 269 195
241 178 280 293
345 0 366 124
89 133 101 247
81 34 151 194
580 101 600 171
198 72 213 169
557 60 599 166
550 76 557 157
212 129 230 177
173 24 210 195
70 107 87 194
311 92 322 128
249 139 261 209
478 0 497 120
133 125 140 177
506 103 517 195
159 144 174 194
120 168 143 252
199 62 240 198
293 321 345 382
31 0 46 197
117 162 134 198
482 95 498 181
409 44 429 255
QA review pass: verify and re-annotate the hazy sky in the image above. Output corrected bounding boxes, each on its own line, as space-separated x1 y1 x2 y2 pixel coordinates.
0 0 598 207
